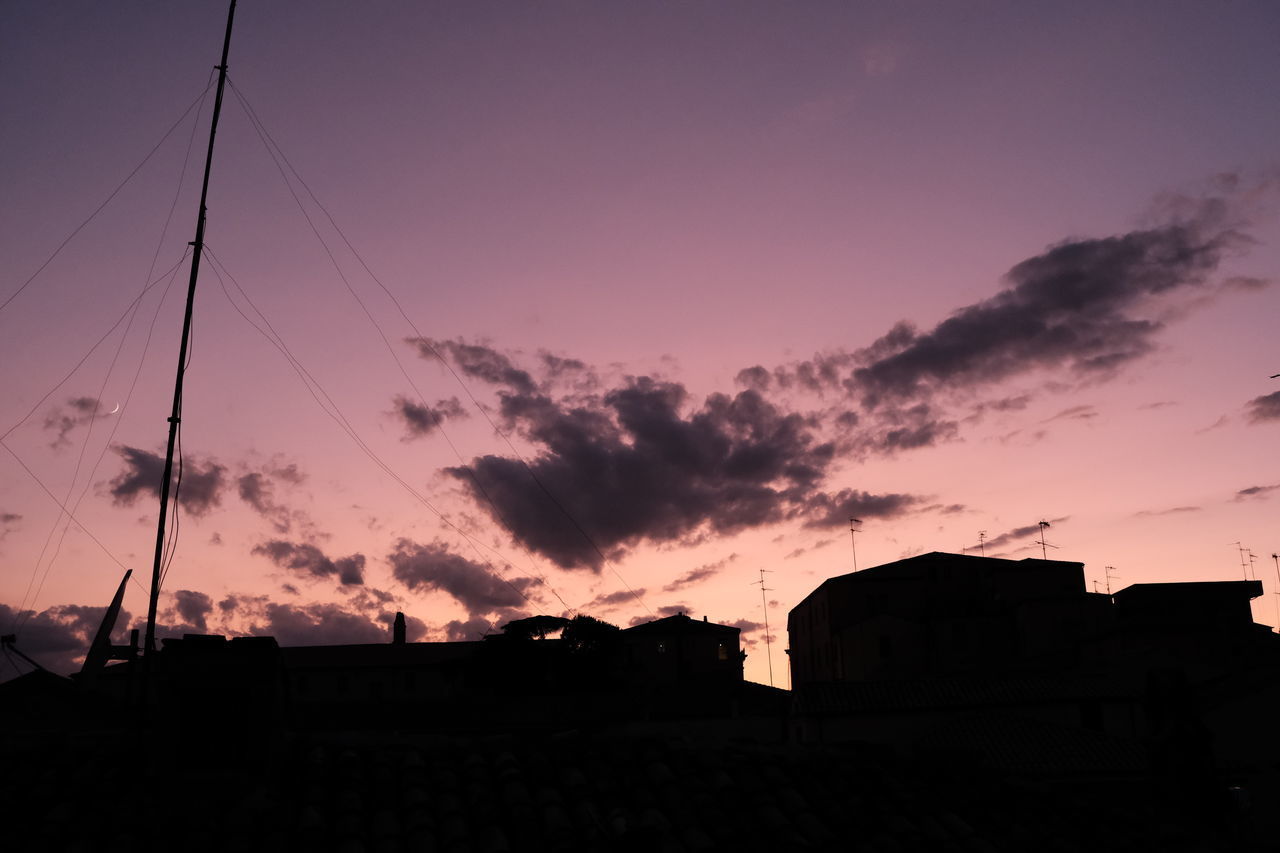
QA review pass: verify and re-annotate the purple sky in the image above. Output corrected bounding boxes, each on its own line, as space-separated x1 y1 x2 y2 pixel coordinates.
2 1 1278 686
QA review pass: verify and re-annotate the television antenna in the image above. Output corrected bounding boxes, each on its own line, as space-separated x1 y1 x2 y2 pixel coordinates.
1104 565 1120 596
978 531 987 557
1037 520 1059 560
750 568 775 687
1231 542 1250 580
1272 553 1280 633
849 518 863 571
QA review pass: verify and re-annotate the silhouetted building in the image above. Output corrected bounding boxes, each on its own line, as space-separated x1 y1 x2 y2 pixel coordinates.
622 612 745 684
787 552 1109 687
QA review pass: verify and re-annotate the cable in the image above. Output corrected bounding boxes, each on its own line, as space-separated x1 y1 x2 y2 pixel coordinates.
7 252 189 635
216 88 573 610
204 249 536 608
0 81 215 318
0 440 139 584
21 80 217 631
228 80 634 615
1 253 190 445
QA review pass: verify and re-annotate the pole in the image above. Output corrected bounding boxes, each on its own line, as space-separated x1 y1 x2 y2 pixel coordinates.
754 569 774 687
144 0 238 659
1273 554 1280 634
1038 521 1050 560
849 518 861 571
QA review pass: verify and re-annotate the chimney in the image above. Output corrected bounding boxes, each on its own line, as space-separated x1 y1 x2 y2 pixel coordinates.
393 612 406 645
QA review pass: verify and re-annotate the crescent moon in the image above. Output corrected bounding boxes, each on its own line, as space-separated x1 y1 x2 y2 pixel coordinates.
109 402 121 415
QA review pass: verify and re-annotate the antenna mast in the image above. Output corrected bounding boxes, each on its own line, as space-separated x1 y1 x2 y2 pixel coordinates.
752 568 775 687
849 518 862 571
1231 542 1250 581
1038 520 1050 559
978 531 986 558
144 0 238 658
1104 565 1119 596
1273 553 1280 634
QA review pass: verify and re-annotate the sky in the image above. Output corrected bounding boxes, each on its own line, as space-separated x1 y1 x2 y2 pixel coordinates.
2 1 1278 687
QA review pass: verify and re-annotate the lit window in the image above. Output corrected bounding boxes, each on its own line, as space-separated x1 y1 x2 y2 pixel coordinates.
718 642 728 660
658 641 666 653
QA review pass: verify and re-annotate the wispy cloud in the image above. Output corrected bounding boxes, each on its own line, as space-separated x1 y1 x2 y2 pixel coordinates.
107 445 225 517
1234 484 1280 502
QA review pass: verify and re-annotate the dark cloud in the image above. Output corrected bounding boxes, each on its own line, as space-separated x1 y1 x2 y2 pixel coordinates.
388 539 536 614
443 615 502 641
248 602 387 646
391 395 467 439
1044 405 1098 423
663 554 738 593
0 512 20 539
408 337 536 395
270 462 306 485
252 539 366 586
42 396 104 448
236 461 313 534
107 445 225 517
238 473 289 532
171 590 212 632
921 503 967 515
1234 484 1279 502
0 602 130 679
418 187 1257 570
585 588 647 611
1134 506 1202 517
969 517 1069 553
1221 275 1270 293
784 539 835 560
728 618 771 650
1245 390 1280 424
801 489 922 530
849 204 1241 407
965 394 1034 423
449 378 919 569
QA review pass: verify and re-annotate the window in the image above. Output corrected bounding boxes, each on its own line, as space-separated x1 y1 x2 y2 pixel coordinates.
718 642 728 661
658 641 666 654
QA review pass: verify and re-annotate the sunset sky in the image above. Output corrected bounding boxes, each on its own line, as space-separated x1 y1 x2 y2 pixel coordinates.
2 1 1278 686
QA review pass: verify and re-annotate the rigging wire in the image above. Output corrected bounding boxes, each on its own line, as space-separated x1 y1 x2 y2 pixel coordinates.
1 253 191 445
225 82 575 614
18 76 217 632
0 81 215 318
203 248 536 609
6 252 190 634
0 441 138 585
227 79 645 616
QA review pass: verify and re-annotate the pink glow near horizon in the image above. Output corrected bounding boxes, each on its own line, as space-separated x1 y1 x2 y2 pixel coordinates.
1 2 1278 686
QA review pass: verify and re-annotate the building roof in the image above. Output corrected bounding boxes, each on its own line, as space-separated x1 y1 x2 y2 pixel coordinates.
790 551 1085 613
623 612 740 637
1113 579 1263 603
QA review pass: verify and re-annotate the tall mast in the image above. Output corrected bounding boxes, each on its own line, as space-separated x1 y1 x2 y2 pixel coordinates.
144 0 238 657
